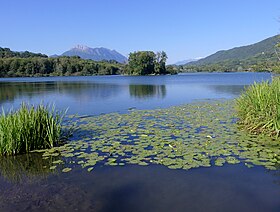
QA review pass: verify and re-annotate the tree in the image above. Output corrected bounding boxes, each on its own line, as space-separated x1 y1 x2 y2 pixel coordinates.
127 51 169 75
155 51 168 74
128 51 156 75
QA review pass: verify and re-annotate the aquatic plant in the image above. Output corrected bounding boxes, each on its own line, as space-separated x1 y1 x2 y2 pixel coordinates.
41 101 280 173
236 77 280 138
0 103 65 155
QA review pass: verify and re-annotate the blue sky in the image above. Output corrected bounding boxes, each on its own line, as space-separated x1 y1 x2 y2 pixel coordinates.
1 0 280 63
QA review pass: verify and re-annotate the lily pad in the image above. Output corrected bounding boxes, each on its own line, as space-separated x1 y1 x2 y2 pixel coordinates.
62 168 72 173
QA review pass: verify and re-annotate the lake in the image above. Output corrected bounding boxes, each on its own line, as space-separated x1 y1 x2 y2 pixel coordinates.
1 72 280 212
0 72 271 115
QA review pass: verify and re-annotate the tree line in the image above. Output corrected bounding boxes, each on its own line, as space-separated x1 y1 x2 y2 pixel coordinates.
0 47 177 77
0 56 124 77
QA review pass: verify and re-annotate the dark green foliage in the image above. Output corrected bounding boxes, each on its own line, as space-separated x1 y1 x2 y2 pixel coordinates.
236 77 280 138
166 65 180 75
0 103 65 155
0 56 124 77
127 51 169 75
127 51 156 75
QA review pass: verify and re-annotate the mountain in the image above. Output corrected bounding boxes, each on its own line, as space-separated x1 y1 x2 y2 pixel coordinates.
61 45 127 63
189 35 280 66
49 54 59 58
174 58 203 66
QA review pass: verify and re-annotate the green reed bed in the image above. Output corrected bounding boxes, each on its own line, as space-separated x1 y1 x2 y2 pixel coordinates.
236 77 280 138
0 103 65 155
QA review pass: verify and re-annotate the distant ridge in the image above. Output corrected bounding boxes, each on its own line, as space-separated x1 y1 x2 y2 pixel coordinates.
61 45 127 63
188 35 280 66
174 58 202 66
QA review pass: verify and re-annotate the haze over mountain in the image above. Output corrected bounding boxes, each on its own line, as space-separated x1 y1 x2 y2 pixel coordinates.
188 35 280 66
174 58 203 66
60 45 127 63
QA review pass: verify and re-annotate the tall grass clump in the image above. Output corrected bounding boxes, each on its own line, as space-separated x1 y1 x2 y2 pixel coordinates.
236 77 280 138
0 103 65 156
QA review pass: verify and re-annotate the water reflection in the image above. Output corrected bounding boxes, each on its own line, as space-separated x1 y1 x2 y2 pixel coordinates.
207 84 248 96
0 81 124 104
0 72 273 115
84 165 280 212
129 84 166 99
0 153 58 184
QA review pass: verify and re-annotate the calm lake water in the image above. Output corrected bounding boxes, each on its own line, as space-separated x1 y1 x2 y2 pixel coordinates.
1 72 280 212
0 72 272 115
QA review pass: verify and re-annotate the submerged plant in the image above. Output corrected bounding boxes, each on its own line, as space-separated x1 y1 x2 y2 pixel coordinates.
236 77 280 138
0 103 66 156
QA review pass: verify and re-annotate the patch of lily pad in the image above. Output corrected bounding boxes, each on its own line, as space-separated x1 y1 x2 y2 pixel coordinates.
41 100 280 173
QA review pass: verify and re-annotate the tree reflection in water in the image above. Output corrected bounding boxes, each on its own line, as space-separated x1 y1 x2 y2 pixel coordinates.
0 81 124 104
129 84 166 99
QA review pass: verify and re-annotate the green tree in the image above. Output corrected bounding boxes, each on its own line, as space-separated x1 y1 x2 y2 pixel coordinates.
155 51 168 74
128 51 156 75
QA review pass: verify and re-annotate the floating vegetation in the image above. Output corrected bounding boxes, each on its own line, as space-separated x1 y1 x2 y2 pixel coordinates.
62 168 72 173
41 100 280 173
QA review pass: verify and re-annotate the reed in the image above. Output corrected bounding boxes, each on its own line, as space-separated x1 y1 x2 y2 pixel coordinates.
236 77 280 138
0 103 65 155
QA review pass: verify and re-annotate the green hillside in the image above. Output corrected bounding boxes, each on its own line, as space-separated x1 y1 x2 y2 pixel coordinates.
184 35 280 73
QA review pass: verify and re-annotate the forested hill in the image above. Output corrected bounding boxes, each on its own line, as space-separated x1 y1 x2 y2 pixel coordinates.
189 35 280 66
182 35 280 73
0 47 48 58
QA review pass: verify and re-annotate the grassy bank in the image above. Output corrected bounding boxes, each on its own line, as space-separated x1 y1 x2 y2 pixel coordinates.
0 104 65 155
236 77 280 138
